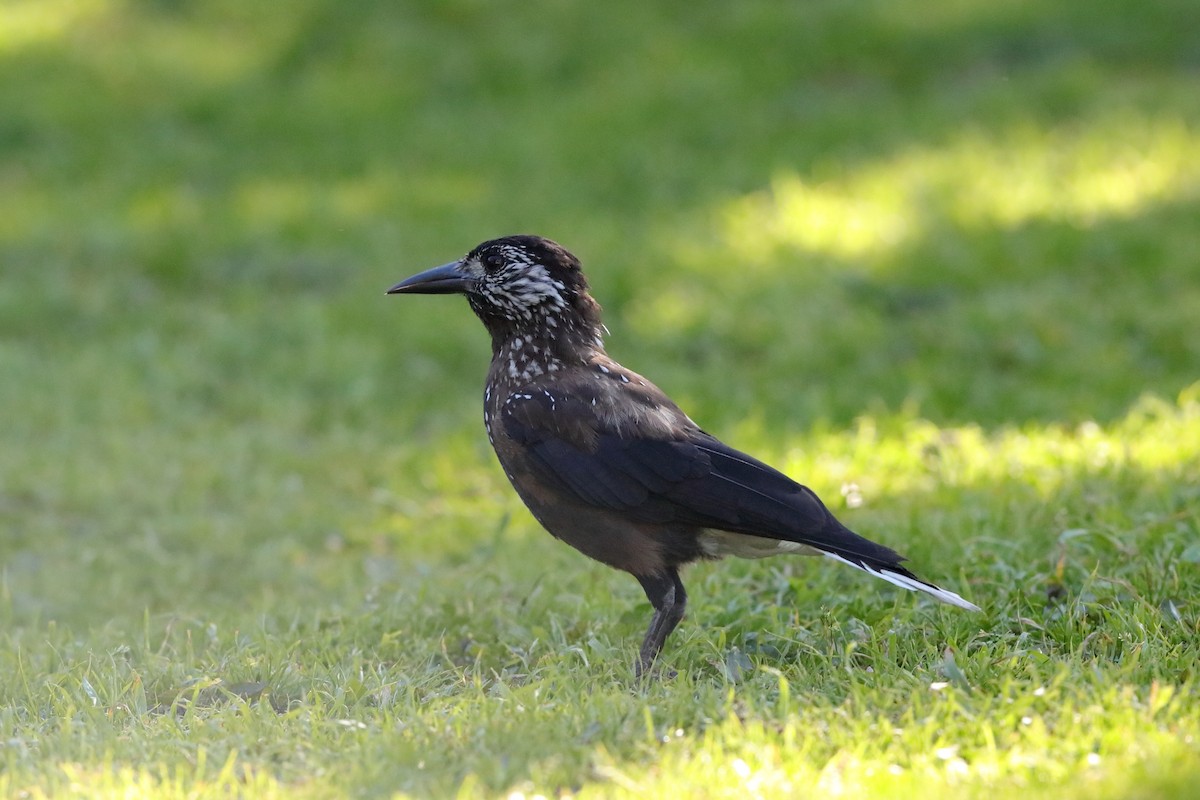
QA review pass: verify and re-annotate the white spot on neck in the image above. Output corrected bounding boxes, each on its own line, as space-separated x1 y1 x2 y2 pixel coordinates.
502 336 560 383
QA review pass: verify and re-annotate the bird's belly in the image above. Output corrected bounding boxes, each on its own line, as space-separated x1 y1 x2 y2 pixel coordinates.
698 530 822 560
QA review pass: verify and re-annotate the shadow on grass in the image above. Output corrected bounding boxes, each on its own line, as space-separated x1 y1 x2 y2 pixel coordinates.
3 2 1196 442
619 191 1200 431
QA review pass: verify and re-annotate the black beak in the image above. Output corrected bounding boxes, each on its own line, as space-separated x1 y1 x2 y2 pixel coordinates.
386 261 471 295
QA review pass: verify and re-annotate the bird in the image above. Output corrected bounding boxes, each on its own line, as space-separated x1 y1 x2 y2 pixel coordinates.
388 235 979 676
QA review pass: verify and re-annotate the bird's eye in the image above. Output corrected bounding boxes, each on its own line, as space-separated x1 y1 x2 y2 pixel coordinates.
483 253 505 272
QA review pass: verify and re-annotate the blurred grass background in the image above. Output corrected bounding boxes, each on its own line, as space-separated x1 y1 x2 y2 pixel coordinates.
2 0 1199 797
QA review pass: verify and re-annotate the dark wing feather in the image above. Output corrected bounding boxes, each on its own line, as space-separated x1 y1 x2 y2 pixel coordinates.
502 390 904 565
684 436 904 564
518 432 711 524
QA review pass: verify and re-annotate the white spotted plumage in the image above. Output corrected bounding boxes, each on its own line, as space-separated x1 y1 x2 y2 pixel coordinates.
481 261 568 321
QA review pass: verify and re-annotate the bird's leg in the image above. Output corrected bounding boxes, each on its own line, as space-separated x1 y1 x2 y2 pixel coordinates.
635 568 687 678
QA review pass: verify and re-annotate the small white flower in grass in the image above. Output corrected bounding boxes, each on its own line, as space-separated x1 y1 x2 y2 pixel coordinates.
840 481 864 508
81 677 99 706
930 681 950 691
1087 753 1102 767
732 758 751 779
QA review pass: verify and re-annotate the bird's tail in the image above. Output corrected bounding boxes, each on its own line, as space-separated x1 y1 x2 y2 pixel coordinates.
822 551 981 611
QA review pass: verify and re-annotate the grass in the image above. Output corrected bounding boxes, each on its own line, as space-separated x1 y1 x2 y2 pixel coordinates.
2 0 1199 796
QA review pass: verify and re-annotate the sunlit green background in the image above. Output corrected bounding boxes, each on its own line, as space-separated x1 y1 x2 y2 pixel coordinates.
2 1 1198 797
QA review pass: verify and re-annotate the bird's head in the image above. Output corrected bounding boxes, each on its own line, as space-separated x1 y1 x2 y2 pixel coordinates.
389 235 605 354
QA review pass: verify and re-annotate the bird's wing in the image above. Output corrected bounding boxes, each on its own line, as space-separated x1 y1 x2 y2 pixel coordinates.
499 384 707 516
500 384 903 567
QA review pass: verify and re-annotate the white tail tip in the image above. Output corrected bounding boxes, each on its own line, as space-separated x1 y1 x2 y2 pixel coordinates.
823 552 981 612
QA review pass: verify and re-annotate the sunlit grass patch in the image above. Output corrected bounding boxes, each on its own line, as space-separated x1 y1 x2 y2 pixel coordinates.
1 756 290 800
583 679 1200 799
772 383 1200 502
0 0 110 53
721 114 1200 265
